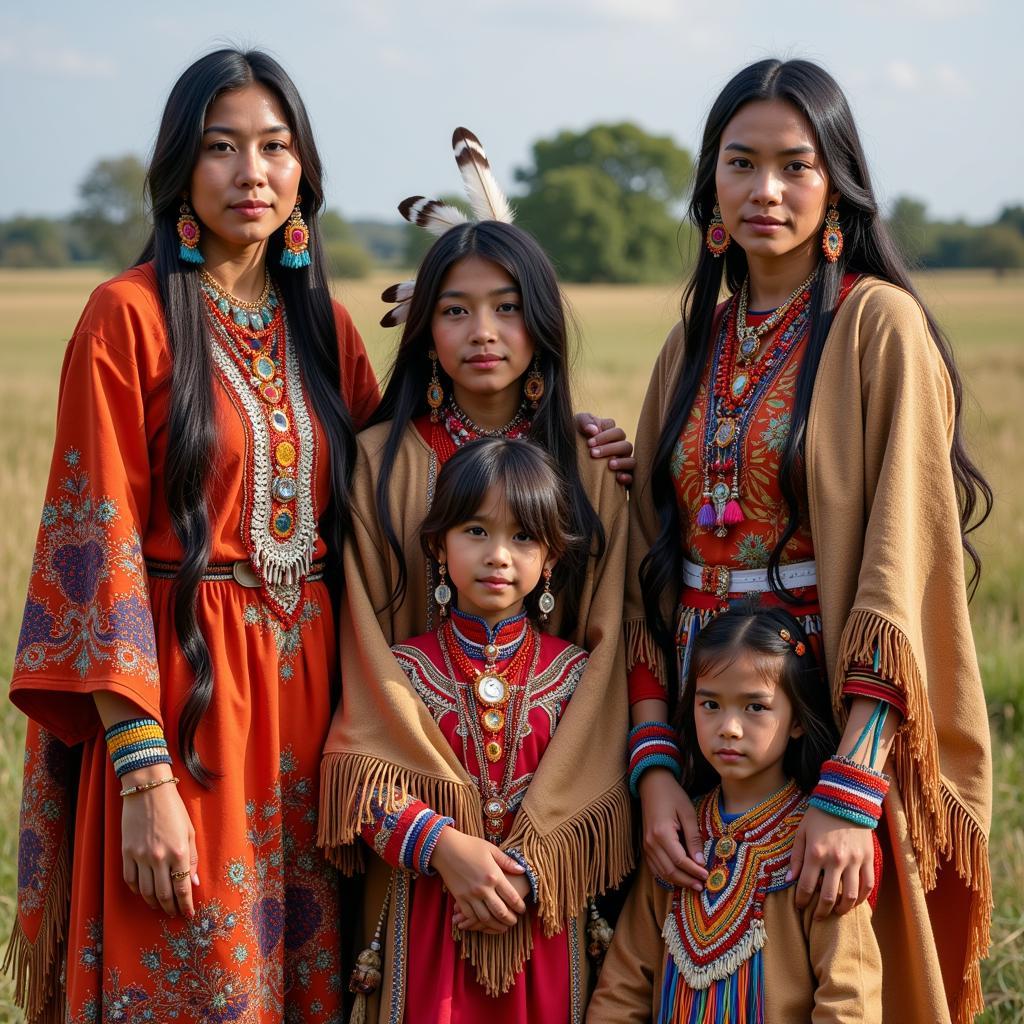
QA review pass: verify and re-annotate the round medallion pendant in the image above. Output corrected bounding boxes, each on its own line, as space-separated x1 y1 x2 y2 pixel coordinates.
714 418 737 447
706 865 729 893
253 355 276 382
712 482 730 504
272 507 294 538
271 409 290 433
275 441 296 467
739 337 759 361
273 476 297 502
482 709 505 732
483 643 499 661
538 591 556 615
485 741 503 762
731 373 748 398
484 796 508 819
434 583 451 607
715 836 737 859
476 674 507 706
260 382 282 404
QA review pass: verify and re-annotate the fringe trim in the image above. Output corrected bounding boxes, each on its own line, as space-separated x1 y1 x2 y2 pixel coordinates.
459 779 634 997
2 837 69 1024
624 618 666 683
835 610 992 1024
834 610 944 885
663 912 766 990
317 752 482 873
941 787 992 1024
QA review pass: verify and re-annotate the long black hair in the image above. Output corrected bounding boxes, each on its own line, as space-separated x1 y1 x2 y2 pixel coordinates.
419 438 585 623
138 49 358 786
672 606 839 797
640 58 991 672
369 220 605 631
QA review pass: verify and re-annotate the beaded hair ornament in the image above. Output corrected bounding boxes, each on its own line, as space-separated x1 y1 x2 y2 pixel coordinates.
777 627 806 657
380 127 515 328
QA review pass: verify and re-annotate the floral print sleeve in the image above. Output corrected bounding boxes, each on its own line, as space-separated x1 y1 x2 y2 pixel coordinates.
11 326 160 745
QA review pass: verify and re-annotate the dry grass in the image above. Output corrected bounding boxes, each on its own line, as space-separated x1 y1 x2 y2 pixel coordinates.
0 268 1021 1021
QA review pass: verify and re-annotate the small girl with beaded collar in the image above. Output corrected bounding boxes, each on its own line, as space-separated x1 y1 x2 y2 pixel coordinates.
347 436 621 1023
589 607 883 1023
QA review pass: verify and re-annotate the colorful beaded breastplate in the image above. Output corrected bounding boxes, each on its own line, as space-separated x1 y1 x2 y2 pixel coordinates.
659 781 804 1023
204 291 319 627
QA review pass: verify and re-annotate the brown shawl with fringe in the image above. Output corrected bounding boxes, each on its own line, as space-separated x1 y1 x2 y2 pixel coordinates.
319 421 632 1004
624 277 991 1024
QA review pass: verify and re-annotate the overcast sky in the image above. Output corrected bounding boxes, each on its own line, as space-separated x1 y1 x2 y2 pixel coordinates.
3 0 1020 225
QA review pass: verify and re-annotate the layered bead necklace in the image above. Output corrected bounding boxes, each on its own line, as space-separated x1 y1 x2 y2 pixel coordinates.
696 274 815 538
438 615 539 844
201 271 317 623
431 400 531 464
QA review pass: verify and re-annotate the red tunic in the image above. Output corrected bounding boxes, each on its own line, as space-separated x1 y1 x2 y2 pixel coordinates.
360 609 589 1023
9 264 379 1023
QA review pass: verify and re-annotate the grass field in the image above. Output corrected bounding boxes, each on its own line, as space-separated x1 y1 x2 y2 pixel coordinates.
0 268 1021 1021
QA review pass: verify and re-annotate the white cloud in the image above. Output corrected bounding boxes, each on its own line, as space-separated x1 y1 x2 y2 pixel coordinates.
885 60 920 90
883 58 972 97
0 29 114 79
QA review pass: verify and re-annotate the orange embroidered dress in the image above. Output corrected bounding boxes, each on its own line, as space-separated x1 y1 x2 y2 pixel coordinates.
7 264 378 1024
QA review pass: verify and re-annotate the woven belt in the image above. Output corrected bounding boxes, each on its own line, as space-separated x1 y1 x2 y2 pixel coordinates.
683 558 817 599
145 559 326 588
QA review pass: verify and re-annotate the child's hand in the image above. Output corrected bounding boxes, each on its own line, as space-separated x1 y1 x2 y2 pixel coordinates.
431 829 527 934
453 870 531 931
638 768 709 890
788 806 875 918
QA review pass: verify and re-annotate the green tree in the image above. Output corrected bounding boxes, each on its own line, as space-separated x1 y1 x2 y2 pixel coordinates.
887 196 929 265
996 205 1024 236
320 209 372 279
966 225 1024 274
0 217 70 267
514 122 693 283
74 155 148 270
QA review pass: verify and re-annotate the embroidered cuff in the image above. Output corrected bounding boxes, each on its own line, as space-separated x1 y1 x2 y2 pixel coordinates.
628 721 683 797
360 788 453 875
504 847 540 904
843 663 908 718
628 662 669 706
809 755 891 829
104 718 171 778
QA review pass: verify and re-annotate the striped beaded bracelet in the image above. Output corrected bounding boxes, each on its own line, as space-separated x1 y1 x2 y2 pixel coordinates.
104 717 172 779
628 721 683 798
808 755 890 829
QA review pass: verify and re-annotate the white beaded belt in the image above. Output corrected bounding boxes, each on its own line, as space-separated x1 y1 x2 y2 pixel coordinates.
682 558 817 599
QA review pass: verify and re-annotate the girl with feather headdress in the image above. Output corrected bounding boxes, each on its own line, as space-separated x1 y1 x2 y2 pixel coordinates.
318 130 633 1022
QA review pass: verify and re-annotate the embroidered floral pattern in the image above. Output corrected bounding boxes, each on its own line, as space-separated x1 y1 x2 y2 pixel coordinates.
15 728 70 915
16 449 158 683
67 751 344 1024
242 599 322 682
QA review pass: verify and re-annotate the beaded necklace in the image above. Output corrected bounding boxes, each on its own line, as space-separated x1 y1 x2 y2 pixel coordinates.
200 268 278 331
696 287 812 538
203 285 318 625
431 400 531 463
734 269 817 364
438 617 540 843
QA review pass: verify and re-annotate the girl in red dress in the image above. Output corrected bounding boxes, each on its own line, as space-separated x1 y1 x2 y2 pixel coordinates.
354 437 595 1023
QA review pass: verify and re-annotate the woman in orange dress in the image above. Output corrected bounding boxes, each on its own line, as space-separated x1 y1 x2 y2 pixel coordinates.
6 49 378 1023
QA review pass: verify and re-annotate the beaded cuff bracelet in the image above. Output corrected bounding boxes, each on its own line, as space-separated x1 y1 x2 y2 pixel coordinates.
404 810 454 876
809 755 891 829
104 717 172 779
505 847 540 904
628 721 683 798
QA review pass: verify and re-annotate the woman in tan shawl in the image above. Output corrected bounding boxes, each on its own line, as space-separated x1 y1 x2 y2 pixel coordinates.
319 219 633 1022
623 59 991 1023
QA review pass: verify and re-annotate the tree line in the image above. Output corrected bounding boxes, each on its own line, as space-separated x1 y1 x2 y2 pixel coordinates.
3 128 1021 280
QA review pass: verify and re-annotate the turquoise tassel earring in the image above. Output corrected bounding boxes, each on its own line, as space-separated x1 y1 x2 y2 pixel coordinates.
280 197 311 269
177 202 203 264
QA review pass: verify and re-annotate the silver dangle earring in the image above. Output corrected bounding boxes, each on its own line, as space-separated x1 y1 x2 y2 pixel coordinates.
537 567 555 623
434 562 452 617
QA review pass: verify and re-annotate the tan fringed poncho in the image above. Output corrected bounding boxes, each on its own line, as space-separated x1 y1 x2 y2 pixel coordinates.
319 421 632 1016
624 277 991 1024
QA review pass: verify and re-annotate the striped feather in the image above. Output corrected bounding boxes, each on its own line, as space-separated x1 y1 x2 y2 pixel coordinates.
398 195 468 237
451 127 514 224
380 300 411 328
381 280 416 304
